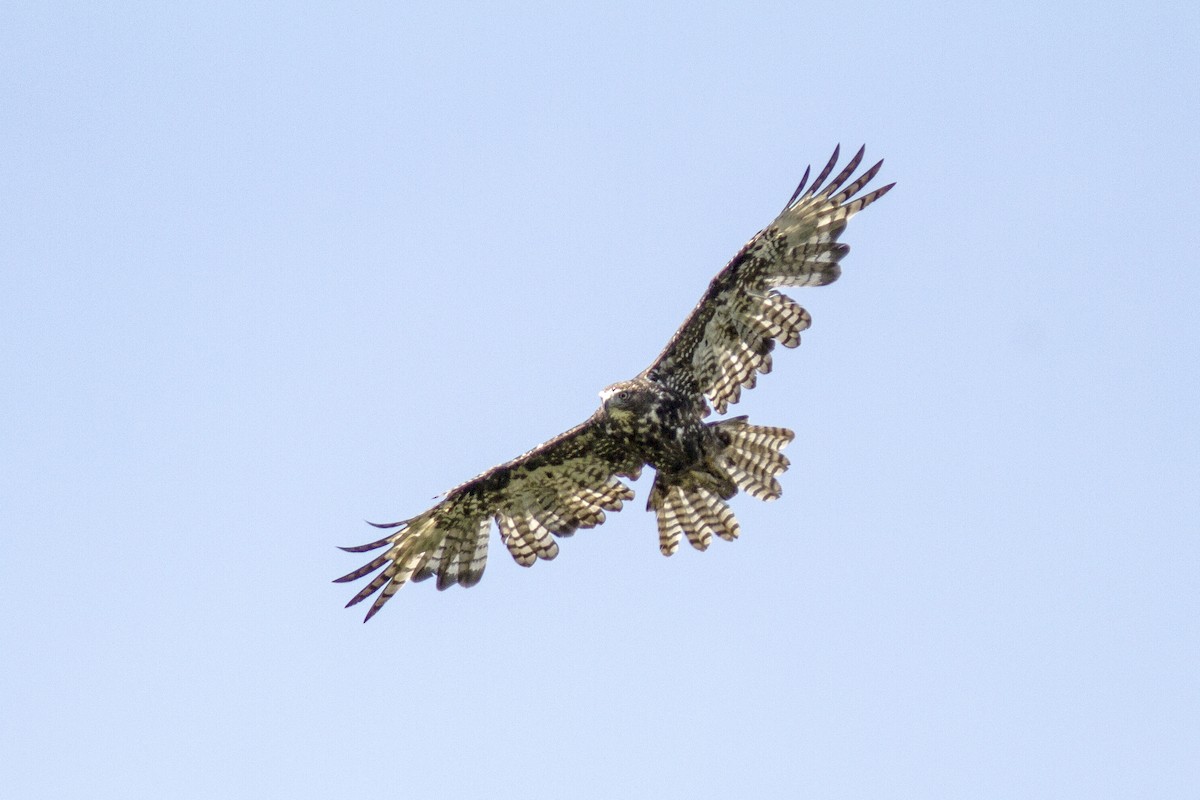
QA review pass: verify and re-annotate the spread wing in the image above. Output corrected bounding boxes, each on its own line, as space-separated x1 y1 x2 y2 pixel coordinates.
642 145 894 414
334 415 643 621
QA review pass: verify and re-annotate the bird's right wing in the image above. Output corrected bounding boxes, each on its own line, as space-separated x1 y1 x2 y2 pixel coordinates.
642 146 893 414
334 414 643 621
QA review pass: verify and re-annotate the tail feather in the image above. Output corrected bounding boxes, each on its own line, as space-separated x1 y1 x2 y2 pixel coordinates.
678 491 713 552
724 461 782 501
697 486 741 542
646 417 793 555
653 484 686 555
649 481 741 555
718 417 794 501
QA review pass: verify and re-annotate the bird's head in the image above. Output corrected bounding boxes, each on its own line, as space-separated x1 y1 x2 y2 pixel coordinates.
599 379 653 418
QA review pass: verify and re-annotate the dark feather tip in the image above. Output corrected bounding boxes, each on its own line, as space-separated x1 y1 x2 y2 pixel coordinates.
785 165 812 209
337 533 394 553
367 519 405 529
808 144 841 195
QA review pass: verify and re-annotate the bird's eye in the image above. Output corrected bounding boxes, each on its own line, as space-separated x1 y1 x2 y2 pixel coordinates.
618 390 630 401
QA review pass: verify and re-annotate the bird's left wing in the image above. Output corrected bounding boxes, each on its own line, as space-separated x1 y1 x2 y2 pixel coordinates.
642 146 894 414
335 415 642 621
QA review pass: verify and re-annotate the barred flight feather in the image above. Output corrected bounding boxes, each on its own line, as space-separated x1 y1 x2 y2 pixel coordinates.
527 517 560 558
411 538 443 583
655 486 685 556
731 446 789 475
498 512 561 567
496 514 535 566
724 462 781 501
690 488 726 542
704 489 741 542
679 491 713 551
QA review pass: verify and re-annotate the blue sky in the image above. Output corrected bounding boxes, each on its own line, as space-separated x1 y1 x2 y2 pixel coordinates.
2 2 1198 798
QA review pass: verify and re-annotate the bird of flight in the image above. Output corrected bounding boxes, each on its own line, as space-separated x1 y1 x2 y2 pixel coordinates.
336 145 893 621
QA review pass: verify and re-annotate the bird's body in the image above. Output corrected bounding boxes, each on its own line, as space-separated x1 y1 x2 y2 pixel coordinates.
598 378 706 475
336 146 893 620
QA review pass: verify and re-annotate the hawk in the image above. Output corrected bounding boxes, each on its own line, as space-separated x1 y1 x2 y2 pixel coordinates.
337 145 893 620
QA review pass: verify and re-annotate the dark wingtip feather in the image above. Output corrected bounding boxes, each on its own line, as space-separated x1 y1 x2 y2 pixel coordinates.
784 164 812 210
808 145 841 196
346 573 389 606
821 145 866 197
337 531 396 553
336 520 405 554
831 158 885 204
839 180 896 216
333 552 391 583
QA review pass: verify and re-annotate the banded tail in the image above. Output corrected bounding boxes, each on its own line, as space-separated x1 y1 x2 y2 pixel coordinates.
647 416 795 555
